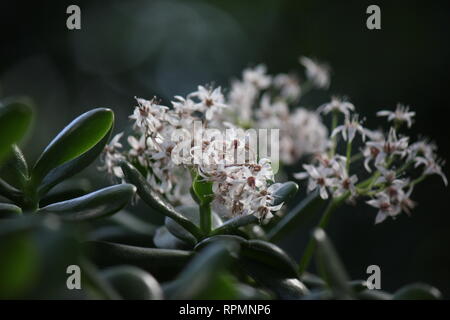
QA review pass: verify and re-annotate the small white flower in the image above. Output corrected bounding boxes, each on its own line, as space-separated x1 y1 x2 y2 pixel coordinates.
415 156 447 186
100 132 125 178
273 73 301 101
243 64 272 89
319 96 355 116
331 162 358 197
189 86 228 121
127 134 148 167
299 56 330 89
367 192 396 224
130 97 168 134
377 104 415 128
295 164 333 199
365 128 409 166
331 114 366 142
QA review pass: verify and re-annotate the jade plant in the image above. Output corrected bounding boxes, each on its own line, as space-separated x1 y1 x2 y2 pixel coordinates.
0 56 446 300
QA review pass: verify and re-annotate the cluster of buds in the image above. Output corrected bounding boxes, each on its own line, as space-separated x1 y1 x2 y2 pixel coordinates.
295 101 447 223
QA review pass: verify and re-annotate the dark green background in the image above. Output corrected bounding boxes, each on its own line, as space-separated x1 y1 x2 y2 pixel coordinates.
1 0 449 297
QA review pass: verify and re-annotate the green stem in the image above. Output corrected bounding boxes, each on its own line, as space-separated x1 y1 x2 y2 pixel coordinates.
298 192 350 275
329 110 339 157
345 140 352 173
199 203 212 235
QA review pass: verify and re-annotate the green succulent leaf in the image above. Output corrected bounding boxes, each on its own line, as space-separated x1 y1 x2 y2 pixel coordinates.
267 191 324 241
0 97 33 165
37 126 113 197
211 214 258 236
153 226 193 250
357 289 392 300
272 181 299 206
0 178 23 203
101 266 163 300
120 161 203 239
313 228 354 299
163 240 236 299
85 241 193 280
7 145 29 188
393 283 442 300
241 240 298 278
31 108 114 186
38 184 135 221
0 203 22 218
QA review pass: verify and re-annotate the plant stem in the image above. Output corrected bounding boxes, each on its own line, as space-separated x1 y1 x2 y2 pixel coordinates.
329 110 339 157
298 192 349 275
346 140 352 173
199 203 212 235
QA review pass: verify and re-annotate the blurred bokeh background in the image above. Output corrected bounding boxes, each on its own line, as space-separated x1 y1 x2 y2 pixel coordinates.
1 0 449 297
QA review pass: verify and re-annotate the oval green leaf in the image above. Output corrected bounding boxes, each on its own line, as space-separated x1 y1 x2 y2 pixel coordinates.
313 228 354 299
0 97 33 164
272 181 299 206
38 184 136 221
32 108 114 185
101 266 163 300
393 283 442 300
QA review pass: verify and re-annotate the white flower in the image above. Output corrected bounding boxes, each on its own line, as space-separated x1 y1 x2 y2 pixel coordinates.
299 56 330 89
295 164 333 199
273 73 301 101
130 97 168 133
331 114 366 142
415 156 447 186
127 135 148 167
365 128 409 166
377 104 415 128
331 162 358 197
243 65 272 89
367 192 397 224
189 86 227 121
100 132 125 178
319 96 355 116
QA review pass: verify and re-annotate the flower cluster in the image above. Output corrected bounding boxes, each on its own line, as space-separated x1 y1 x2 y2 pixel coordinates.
295 102 447 223
224 57 330 164
100 85 283 220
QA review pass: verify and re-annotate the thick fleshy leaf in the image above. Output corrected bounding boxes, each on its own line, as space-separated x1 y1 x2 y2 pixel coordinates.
31 108 114 185
165 206 222 246
39 178 92 207
195 235 306 299
120 161 202 239
357 289 392 300
211 214 258 236
85 241 193 280
241 240 298 278
313 228 354 299
0 203 22 218
272 181 299 206
37 127 112 197
0 178 23 203
194 234 247 252
0 97 33 164
38 184 136 221
163 241 236 299
301 272 326 288
393 283 442 300
101 266 163 300
153 226 193 250
7 145 29 188
267 191 324 241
